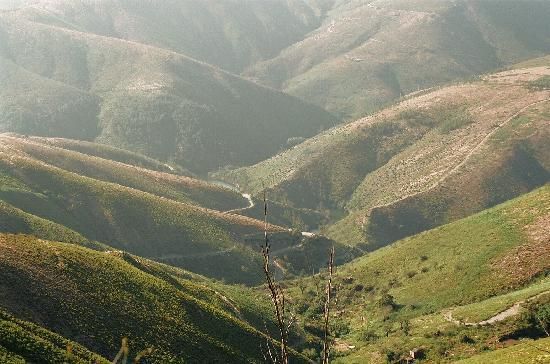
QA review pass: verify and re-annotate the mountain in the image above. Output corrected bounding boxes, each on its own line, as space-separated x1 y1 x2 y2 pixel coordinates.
217 61 550 249
3 0 549 174
288 185 550 362
0 4 335 174
246 0 550 119
0 134 356 284
0 0 324 73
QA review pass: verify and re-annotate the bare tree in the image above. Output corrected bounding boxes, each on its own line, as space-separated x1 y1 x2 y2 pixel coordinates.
322 246 335 364
261 190 336 363
261 190 291 364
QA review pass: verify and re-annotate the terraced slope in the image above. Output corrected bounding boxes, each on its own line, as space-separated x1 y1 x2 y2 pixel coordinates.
218 64 550 248
290 185 550 363
0 234 310 363
0 135 354 284
247 0 550 119
0 7 334 173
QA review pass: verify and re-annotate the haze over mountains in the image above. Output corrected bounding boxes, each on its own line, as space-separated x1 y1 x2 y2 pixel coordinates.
1 0 550 173
0 0 549 363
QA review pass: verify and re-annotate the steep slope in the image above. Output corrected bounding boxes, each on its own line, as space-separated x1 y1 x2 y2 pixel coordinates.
0 234 311 363
247 0 550 119
218 63 550 248
0 7 335 174
290 185 550 363
0 134 355 284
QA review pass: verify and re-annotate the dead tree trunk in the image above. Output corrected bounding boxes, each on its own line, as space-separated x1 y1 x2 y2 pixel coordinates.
261 190 289 364
322 246 335 364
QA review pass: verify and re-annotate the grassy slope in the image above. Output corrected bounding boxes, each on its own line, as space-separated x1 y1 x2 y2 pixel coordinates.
338 185 550 313
219 64 550 248
0 7 335 174
247 0 550 119
291 185 550 362
0 233 310 363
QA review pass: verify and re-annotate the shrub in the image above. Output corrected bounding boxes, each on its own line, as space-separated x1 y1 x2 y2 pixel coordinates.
378 294 397 310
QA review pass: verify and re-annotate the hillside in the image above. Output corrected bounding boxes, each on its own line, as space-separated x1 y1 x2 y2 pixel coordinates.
0 134 356 284
0 233 312 363
0 5 335 174
288 185 550 362
456 337 550 363
218 63 550 249
246 0 550 119
0 309 109 364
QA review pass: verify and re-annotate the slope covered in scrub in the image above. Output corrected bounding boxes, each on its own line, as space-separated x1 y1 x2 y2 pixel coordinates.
219 63 550 249
0 5 334 174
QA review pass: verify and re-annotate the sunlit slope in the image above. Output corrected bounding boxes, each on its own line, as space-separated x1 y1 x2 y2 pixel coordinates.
29 135 188 174
219 65 550 248
289 185 550 363
0 8 334 173
247 0 550 119
338 185 550 311
0 234 309 363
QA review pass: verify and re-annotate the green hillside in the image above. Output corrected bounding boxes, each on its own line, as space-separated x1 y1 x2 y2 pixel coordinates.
289 185 550 362
218 64 550 249
0 134 355 284
0 7 335 174
456 338 550 363
1 2 549 362
0 233 311 363
247 0 550 119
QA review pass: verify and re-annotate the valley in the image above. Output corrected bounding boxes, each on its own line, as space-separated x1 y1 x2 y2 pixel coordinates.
0 0 549 363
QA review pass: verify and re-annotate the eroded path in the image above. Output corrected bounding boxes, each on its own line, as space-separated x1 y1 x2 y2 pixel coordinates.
444 290 550 327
